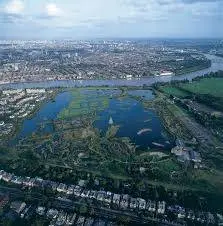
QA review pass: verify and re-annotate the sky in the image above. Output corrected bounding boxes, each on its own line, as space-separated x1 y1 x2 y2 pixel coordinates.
0 0 222 39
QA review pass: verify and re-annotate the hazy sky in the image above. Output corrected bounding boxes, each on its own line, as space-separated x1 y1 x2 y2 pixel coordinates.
0 0 222 39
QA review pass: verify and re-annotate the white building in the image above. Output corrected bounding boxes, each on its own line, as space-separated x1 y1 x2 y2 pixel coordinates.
3 89 23 95
26 89 46 94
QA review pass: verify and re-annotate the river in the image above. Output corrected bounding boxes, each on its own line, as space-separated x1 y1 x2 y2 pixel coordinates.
0 54 223 90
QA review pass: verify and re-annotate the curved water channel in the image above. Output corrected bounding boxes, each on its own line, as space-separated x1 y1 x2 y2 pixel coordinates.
0 54 223 90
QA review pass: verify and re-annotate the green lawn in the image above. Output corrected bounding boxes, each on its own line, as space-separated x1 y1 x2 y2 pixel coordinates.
180 77 223 98
160 77 223 98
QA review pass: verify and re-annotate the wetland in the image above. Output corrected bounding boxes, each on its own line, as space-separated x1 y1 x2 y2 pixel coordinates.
13 88 173 150
1 82 223 213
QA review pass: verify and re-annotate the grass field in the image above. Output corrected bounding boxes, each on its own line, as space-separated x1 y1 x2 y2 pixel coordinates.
160 77 223 98
181 78 223 98
160 86 188 97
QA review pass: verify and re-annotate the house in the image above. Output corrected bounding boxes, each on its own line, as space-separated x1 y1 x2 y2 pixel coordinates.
187 210 195 220
1 172 13 182
36 206 46 216
33 177 43 187
20 205 31 218
46 209 59 219
113 194 121 206
178 209 186 219
97 191 106 202
147 200 156 212
66 213 77 225
81 189 90 198
89 190 97 199
197 212 206 223
57 183 67 193
50 181 59 191
171 146 191 163
84 218 94 226
73 186 82 196
104 191 112 203
76 216 85 226
206 212 215 225
0 170 4 179
66 185 75 195
137 198 146 210
189 150 202 163
130 198 138 209
11 176 23 185
55 211 67 226
157 201 166 214
23 177 32 187
168 205 185 218
10 201 26 214
28 178 36 187
120 194 129 209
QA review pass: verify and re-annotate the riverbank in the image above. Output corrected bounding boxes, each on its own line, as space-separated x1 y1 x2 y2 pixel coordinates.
0 54 223 90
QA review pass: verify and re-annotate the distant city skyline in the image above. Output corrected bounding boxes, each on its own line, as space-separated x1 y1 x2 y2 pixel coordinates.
0 0 223 39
